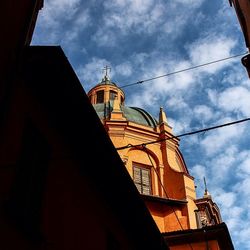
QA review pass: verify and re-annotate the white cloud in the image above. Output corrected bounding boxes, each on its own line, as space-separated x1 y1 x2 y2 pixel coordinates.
216 191 236 208
224 206 243 229
128 87 160 109
234 178 250 196
33 0 91 45
39 0 81 27
168 117 191 134
105 0 154 22
238 153 250 175
115 62 133 77
171 61 196 90
191 164 207 180
64 10 91 44
207 89 218 106
206 146 238 186
100 0 164 36
107 0 154 14
94 0 206 47
167 96 189 110
91 29 117 47
174 0 204 6
162 0 204 38
193 105 213 122
200 118 245 156
187 35 236 74
76 58 111 90
221 66 248 86
217 86 250 116
126 56 198 113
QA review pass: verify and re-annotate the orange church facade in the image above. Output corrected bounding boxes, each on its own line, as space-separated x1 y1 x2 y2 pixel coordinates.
87 73 234 249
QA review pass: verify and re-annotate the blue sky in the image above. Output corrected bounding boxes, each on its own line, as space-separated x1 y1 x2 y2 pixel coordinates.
32 1 250 249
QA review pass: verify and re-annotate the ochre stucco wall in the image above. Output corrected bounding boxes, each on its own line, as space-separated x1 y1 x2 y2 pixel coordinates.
88 82 198 233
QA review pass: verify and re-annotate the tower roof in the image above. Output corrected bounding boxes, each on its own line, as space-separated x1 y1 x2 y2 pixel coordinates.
88 67 158 128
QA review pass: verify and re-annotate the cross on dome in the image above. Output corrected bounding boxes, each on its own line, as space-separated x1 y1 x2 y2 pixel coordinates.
102 65 111 81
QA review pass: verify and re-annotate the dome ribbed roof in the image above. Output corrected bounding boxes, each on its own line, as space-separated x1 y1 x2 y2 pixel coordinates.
92 103 158 128
123 106 158 127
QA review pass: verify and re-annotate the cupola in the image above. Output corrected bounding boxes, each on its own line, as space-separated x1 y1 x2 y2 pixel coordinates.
87 66 125 107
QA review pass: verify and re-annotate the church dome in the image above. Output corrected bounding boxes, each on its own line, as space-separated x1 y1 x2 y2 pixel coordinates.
122 106 158 127
87 67 158 128
92 103 158 128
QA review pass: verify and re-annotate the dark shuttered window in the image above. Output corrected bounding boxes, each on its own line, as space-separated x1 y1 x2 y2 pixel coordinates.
109 90 117 100
133 165 151 195
96 90 104 103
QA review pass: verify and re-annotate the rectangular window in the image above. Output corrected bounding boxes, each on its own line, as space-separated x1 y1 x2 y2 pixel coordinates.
133 165 151 195
109 90 117 100
96 90 104 103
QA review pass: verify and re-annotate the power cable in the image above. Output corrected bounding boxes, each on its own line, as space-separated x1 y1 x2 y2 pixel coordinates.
119 52 248 89
116 117 250 150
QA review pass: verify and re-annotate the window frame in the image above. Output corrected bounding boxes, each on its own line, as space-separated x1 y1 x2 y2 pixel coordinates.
132 163 152 195
96 90 104 103
109 90 117 101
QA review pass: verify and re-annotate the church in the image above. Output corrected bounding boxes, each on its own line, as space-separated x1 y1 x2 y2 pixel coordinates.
0 0 235 249
87 69 234 249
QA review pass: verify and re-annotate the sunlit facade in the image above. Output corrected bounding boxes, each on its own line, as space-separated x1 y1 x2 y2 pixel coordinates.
87 73 225 242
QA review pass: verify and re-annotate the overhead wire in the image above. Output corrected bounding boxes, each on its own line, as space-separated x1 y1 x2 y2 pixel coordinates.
142 145 194 250
119 51 248 89
116 117 250 150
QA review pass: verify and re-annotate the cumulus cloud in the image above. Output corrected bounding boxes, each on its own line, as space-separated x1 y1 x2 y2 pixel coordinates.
76 57 111 90
193 105 213 122
115 62 133 77
128 87 160 109
92 0 166 47
64 10 91 44
200 117 245 156
174 0 204 6
32 0 91 44
216 191 236 209
91 29 117 47
187 35 237 74
162 0 205 39
237 153 250 175
234 178 250 196
208 146 238 185
38 0 81 28
126 55 198 114
168 116 192 134
190 164 207 182
167 96 188 110
103 0 162 33
93 0 206 47
217 86 250 116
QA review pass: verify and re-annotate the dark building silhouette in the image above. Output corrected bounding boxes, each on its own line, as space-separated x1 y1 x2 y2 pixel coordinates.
0 1 167 249
0 1 234 249
229 0 250 77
